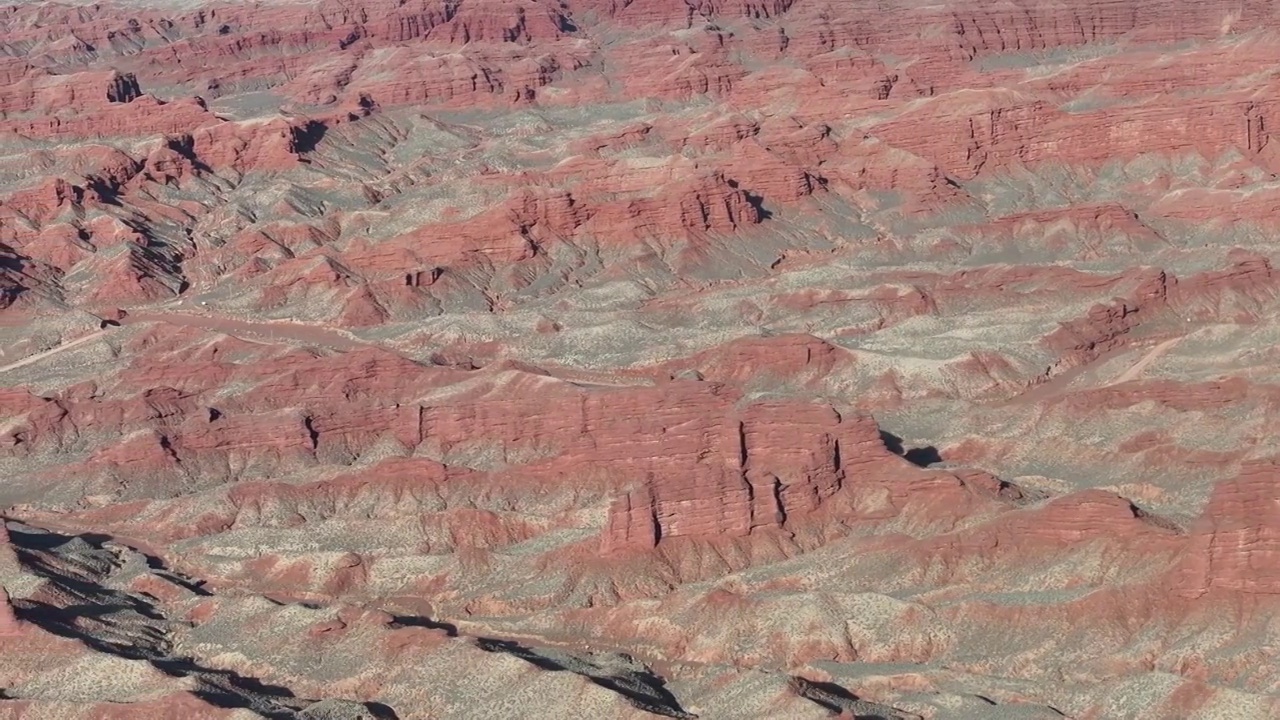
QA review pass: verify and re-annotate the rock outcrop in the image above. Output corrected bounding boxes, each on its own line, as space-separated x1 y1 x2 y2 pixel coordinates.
1173 461 1280 598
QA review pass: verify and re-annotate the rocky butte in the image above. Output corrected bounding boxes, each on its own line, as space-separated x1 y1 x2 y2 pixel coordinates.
4 0 1280 717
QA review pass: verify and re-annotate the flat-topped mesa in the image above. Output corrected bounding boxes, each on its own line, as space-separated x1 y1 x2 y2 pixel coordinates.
601 400 888 552
0 67 139 115
2 93 215 141
400 378 890 551
432 0 573 44
661 333 848 388
593 0 797 24
996 490 1179 545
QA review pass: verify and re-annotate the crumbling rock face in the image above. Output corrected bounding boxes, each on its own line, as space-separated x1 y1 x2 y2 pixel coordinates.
105 72 143 104
601 398 875 551
1173 461 1280 598
0 586 22 635
0 526 23 637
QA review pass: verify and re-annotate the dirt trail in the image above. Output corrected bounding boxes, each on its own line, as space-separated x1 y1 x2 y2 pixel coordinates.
0 329 109 375
0 310 397 376
1010 333 1186 406
123 311 375 352
1105 336 1184 387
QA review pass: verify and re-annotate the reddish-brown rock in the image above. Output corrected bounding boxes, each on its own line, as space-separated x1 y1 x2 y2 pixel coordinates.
0 586 25 635
1173 461 1280 598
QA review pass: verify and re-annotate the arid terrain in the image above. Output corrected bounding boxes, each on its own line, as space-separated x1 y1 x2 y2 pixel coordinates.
3 0 1280 717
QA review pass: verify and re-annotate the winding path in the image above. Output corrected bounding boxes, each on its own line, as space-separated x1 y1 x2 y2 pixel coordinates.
0 329 110 375
0 310 404 376
1105 336 1183 387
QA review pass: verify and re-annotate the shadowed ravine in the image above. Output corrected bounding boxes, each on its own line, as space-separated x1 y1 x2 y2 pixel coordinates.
4 521 928 719
6 522 713 718
474 637 698 719
7 524 399 720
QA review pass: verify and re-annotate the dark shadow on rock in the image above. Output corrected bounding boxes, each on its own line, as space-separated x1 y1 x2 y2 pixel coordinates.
788 677 867 714
787 676 914 720
365 701 401 719
390 615 458 636
7 524 394 720
476 637 697 719
86 177 123 206
879 430 942 467
140 553 214 596
743 191 774 221
165 135 214 174
0 246 29 306
724 179 774 221
297 698 401 719
292 120 329 154
153 658 297 698
879 430 905 455
903 446 942 466
15 598 165 661
10 526 210 597
0 245 23 272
